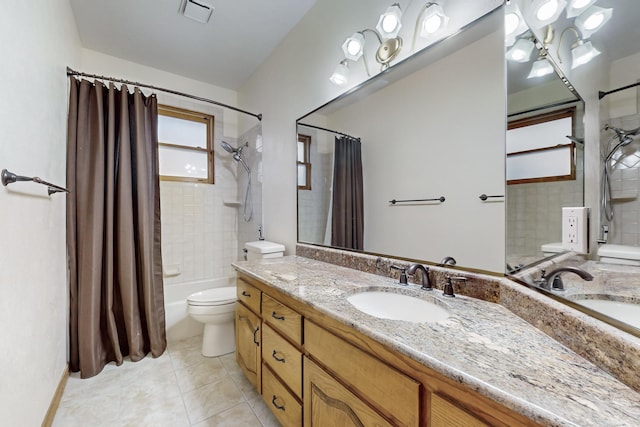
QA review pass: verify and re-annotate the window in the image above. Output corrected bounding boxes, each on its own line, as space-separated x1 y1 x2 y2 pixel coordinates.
297 134 312 190
507 108 576 185
157 105 214 183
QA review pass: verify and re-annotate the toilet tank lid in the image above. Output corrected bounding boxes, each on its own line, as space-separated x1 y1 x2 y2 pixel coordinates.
245 240 285 254
541 242 564 253
597 244 640 260
187 286 237 305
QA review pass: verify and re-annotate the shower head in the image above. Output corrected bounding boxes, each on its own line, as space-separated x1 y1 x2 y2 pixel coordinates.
605 124 640 143
221 141 238 154
565 135 584 144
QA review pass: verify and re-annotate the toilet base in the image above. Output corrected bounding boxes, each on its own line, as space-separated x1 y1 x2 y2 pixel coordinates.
201 321 236 357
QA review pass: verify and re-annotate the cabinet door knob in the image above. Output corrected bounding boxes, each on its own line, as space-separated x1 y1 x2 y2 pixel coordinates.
272 311 285 321
271 395 285 411
272 350 286 363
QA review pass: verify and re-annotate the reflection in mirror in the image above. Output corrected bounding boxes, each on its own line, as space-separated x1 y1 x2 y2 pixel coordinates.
507 0 640 338
297 8 506 273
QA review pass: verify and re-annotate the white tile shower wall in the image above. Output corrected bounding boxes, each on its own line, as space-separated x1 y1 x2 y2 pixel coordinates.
298 128 333 244
507 150 585 259
602 109 640 245
237 124 264 258
158 97 239 285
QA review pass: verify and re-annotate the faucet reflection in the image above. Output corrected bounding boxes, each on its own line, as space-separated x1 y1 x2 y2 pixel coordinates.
439 256 457 267
538 267 594 291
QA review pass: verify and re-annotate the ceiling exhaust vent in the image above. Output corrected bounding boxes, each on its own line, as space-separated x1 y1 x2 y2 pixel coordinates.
182 0 214 24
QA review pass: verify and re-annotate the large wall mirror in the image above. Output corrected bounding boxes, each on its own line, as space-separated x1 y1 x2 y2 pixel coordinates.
297 7 506 273
296 0 640 337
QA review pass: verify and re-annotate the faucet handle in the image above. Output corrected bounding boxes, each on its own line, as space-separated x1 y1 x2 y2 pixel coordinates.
443 276 466 297
391 265 408 285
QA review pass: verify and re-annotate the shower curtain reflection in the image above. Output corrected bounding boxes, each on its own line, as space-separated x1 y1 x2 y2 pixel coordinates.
66 78 166 378
331 136 364 250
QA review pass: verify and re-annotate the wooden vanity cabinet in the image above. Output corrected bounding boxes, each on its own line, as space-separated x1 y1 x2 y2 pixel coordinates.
235 273 540 427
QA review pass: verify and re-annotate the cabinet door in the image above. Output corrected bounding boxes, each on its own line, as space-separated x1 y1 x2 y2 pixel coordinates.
236 303 261 390
303 357 393 427
431 394 489 427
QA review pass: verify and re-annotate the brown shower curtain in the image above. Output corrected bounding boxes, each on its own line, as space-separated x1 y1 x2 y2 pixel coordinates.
331 136 364 250
66 78 166 378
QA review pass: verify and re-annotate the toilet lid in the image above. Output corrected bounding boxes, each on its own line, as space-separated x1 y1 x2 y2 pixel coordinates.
187 287 237 306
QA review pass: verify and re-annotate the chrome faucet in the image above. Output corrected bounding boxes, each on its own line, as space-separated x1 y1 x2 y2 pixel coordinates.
407 264 431 290
439 256 456 267
538 267 593 291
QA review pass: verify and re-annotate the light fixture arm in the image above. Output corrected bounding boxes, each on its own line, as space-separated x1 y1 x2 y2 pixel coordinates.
358 28 383 77
557 26 581 64
411 2 438 52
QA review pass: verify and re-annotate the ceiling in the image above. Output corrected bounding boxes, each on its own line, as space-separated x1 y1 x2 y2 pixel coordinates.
69 0 316 90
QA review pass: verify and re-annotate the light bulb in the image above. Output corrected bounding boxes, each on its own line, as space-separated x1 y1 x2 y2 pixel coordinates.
537 0 559 21
382 15 399 33
505 13 520 36
571 0 590 9
583 11 605 30
422 15 442 34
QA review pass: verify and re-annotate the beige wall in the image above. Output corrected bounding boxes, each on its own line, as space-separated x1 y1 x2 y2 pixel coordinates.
0 0 81 424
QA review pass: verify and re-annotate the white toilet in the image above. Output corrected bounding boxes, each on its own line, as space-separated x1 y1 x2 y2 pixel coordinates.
597 244 640 266
541 242 565 257
187 286 237 357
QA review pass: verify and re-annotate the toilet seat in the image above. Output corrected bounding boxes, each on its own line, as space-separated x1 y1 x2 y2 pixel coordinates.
187 287 237 306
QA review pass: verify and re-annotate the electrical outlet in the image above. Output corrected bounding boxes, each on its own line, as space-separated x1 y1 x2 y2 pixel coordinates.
562 207 589 254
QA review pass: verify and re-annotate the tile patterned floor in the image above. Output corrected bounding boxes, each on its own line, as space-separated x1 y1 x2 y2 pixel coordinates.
53 336 281 427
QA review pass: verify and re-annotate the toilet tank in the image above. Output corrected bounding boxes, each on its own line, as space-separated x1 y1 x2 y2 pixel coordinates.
245 240 285 261
597 244 640 266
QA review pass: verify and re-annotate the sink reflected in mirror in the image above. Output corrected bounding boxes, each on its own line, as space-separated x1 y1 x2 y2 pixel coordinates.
347 291 450 323
569 295 640 330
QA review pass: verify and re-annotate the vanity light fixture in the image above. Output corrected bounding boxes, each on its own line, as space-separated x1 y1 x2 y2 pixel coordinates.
506 37 536 62
417 3 449 37
376 3 403 39
557 26 601 69
411 2 450 51
566 0 596 18
527 51 555 78
505 3 528 46
329 60 350 86
575 6 612 38
527 0 567 28
342 32 366 61
341 29 383 77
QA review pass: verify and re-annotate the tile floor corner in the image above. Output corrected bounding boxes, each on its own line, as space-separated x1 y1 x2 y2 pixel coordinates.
52 336 281 427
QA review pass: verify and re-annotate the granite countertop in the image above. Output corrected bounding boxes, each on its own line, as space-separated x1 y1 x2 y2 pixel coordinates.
233 255 640 427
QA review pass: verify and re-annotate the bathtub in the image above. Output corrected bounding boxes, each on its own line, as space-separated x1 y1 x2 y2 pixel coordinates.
164 276 236 343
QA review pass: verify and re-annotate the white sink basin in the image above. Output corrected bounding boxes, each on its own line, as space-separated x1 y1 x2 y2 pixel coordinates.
574 299 640 329
347 291 450 323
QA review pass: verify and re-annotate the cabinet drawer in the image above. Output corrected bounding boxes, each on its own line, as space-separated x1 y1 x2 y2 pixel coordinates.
262 294 302 345
262 323 302 398
237 278 261 314
431 393 489 427
262 364 302 427
305 321 420 427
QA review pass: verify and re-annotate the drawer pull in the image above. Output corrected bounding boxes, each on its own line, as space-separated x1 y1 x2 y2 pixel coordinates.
272 311 285 321
242 290 251 297
272 350 286 363
271 395 285 411
252 326 260 346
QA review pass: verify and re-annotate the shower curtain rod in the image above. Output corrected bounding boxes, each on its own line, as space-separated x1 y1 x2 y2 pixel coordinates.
297 122 360 140
66 67 262 121
599 81 640 100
